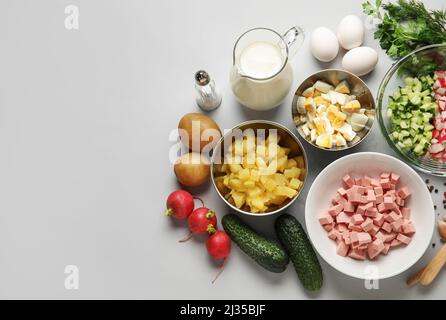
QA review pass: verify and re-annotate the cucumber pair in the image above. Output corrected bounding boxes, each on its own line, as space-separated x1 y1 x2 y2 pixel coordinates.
222 213 323 291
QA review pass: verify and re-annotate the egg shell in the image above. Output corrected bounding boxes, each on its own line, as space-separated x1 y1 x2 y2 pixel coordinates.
342 47 378 76
337 15 364 50
310 27 339 62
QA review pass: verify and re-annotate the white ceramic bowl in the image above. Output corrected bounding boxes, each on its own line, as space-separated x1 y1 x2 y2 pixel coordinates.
305 152 435 279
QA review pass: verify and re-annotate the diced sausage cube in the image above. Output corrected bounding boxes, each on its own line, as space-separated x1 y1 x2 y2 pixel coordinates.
361 218 374 232
337 188 347 197
373 213 385 227
397 187 411 200
381 222 392 233
319 215 334 225
368 239 385 259
383 196 395 210
380 178 391 189
377 203 387 213
369 225 380 236
371 179 380 187
391 218 404 232
396 233 412 245
336 211 351 224
402 222 416 235
343 174 354 188
336 223 348 232
382 243 391 255
365 207 378 218
366 189 376 202
336 241 350 257
380 173 390 179
401 207 411 219
390 173 400 184
390 239 402 247
374 187 383 195
323 223 334 232
357 232 372 245
351 214 364 225
348 249 366 260
348 223 362 231
361 176 372 187
328 203 343 216
343 201 355 213
375 194 384 204
385 211 400 223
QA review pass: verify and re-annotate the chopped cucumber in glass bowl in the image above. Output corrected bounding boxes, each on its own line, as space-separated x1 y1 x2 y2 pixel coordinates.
377 44 446 176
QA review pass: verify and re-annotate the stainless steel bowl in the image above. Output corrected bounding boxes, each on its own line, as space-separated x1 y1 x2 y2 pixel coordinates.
210 120 308 216
291 69 376 151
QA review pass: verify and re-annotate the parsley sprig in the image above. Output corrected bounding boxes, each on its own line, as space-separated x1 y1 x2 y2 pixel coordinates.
363 0 446 59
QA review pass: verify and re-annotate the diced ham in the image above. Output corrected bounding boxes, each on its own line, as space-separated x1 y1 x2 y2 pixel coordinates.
322 172 415 261
348 249 366 260
343 174 354 188
336 241 350 257
361 218 374 232
396 233 412 245
328 203 343 216
402 222 416 235
397 187 411 200
319 215 334 225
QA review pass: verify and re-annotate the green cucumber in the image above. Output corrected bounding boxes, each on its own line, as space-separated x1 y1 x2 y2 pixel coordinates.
222 214 289 273
275 214 323 291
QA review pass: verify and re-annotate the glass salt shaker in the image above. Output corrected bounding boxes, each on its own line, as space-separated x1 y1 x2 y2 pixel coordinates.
195 70 222 111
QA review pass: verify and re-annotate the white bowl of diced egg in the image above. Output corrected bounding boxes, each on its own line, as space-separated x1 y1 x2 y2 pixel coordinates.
292 69 376 151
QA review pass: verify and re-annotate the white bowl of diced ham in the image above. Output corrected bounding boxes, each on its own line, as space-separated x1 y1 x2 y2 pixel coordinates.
305 152 435 279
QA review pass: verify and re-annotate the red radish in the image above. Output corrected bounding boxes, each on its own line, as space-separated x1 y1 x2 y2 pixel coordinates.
188 208 218 235
206 230 231 283
164 190 197 220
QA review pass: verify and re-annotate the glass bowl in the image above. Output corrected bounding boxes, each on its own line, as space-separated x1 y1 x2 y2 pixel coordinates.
377 44 446 176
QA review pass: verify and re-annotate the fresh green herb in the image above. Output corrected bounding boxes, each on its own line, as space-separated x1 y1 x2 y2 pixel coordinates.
362 0 446 59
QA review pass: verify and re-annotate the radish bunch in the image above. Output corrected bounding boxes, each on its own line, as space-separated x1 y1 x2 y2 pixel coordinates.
428 71 446 161
164 190 231 282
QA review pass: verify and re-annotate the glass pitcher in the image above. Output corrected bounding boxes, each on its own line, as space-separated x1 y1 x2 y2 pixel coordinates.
230 27 304 111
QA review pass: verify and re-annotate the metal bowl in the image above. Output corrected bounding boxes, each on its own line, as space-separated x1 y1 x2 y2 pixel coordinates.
210 120 308 216
291 69 376 151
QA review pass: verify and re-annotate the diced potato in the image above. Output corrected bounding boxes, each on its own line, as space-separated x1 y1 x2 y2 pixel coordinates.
247 187 262 198
243 180 255 188
284 167 301 179
270 195 288 205
264 178 277 192
238 168 250 181
286 159 297 169
273 173 287 186
229 164 242 173
250 169 260 182
274 186 298 198
251 198 265 211
277 156 287 172
232 192 246 208
288 178 302 190
229 179 243 190
295 156 305 168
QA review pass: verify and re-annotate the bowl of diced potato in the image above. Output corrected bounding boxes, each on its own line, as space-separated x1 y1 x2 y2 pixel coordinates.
211 120 308 215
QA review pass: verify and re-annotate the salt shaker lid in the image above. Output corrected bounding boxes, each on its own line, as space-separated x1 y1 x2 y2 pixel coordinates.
195 70 210 86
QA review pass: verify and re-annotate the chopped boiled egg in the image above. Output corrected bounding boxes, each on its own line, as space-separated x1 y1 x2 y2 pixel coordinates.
316 134 333 148
335 80 350 94
313 81 334 93
295 80 370 149
335 133 347 147
338 123 357 141
302 87 315 98
350 113 369 131
341 100 361 113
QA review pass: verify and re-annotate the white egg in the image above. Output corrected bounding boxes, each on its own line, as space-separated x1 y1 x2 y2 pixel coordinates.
342 46 378 76
310 27 339 62
337 15 364 50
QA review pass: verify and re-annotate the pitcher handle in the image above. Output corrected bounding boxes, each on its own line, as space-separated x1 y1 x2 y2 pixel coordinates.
283 26 305 58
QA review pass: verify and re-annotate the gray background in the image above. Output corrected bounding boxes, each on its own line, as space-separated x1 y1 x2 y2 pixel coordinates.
0 0 444 299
